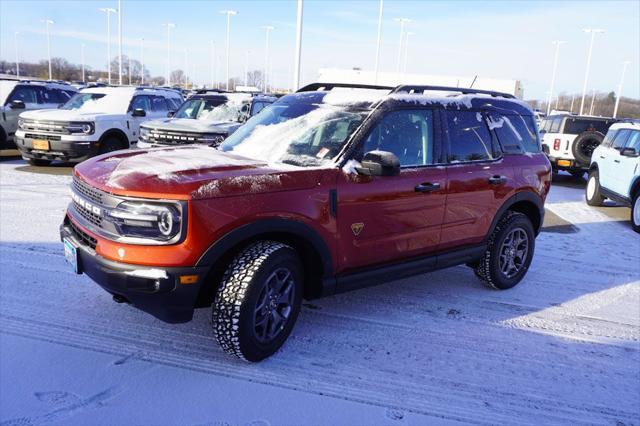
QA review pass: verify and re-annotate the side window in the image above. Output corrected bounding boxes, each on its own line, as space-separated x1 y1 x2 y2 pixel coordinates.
612 130 631 149
7 86 38 104
152 96 168 112
447 110 495 162
168 98 181 110
488 113 540 154
251 101 270 116
362 109 435 167
549 117 562 133
541 119 552 132
601 130 617 147
129 95 152 112
624 131 640 151
47 89 70 104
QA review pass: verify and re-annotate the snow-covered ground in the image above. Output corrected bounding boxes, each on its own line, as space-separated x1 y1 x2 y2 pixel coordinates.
1 160 638 425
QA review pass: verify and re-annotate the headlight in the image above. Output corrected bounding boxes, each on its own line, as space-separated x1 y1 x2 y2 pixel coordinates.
66 122 95 134
108 201 183 242
199 133 226 145
18 119 25 129
140 127 150 139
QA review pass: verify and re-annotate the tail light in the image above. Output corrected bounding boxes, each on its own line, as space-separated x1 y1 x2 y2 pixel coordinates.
553 139 561 150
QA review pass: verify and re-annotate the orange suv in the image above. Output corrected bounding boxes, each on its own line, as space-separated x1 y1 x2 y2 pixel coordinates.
61 83 551 361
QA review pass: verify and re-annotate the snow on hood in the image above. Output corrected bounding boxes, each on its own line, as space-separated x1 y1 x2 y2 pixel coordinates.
19 108 108 121
142 118 240 134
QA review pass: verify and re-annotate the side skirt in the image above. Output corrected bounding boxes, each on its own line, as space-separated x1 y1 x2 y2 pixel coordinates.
322 244 486 296
601 187 631 207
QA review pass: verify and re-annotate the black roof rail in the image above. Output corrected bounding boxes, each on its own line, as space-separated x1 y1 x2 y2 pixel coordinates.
296 82 394 92
391 85 516 99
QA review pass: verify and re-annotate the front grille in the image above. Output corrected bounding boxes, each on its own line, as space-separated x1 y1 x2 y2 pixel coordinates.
24 133 62 141
21 120 70 135
73 176 103 205
68 219 97 250
73 200 103 227
143 129 226 146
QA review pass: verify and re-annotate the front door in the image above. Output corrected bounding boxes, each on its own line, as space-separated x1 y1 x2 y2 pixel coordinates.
599 129 631 193
611 129 640 197
337 108 447 273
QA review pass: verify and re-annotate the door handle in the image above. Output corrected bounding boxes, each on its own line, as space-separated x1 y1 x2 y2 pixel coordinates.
488 175 508 185
599 155 605 159
415 182 441 193
614 159 620 163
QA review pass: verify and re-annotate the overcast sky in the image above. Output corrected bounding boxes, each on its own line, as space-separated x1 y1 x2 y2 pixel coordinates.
0 0 638 99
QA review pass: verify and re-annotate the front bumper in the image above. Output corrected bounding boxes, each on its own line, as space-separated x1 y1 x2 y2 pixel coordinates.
15 132 99 162
60 217 209 323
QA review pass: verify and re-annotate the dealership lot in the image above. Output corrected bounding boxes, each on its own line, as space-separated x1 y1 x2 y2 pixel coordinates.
0 159 638 425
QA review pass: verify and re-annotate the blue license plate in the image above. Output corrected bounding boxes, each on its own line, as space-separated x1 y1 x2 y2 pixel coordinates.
63 238 80 274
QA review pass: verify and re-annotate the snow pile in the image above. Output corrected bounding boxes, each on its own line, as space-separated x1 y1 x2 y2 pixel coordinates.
389 93 475 109
322 89 389 106
191 174 283 199
67 88 137 114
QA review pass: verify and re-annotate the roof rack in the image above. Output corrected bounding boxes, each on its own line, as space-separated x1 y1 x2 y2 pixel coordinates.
296 82 394 92
391 85 516 99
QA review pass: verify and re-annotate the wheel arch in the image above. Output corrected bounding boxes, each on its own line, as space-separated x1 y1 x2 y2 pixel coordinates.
485 192 544 241
195 218 334 305
99 128 130 149
630 175 640 199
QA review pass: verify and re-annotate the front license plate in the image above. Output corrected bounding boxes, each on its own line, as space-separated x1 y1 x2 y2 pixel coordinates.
32 139 50 150
63 238 80 274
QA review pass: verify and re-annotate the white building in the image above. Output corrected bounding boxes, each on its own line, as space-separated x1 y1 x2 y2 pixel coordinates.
317 68 524 99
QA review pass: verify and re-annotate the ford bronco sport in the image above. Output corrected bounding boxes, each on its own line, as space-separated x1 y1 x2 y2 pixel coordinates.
60 83 551 361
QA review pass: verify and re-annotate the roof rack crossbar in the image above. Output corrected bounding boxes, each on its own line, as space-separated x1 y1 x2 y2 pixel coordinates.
391 85 516 99
296 82 394 93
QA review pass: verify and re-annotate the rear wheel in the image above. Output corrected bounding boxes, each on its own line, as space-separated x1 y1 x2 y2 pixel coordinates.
586 170 605 206
212 241 303 362
631 193 640 233
475 212 535 290
27 158 52 167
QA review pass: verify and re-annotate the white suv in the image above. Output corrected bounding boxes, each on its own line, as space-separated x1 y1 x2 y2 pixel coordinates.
586 121 640 232
14 86 182 166
540 114 617 177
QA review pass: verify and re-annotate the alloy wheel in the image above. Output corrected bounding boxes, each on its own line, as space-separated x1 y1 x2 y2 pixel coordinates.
253 267 295 343
498 228 529 279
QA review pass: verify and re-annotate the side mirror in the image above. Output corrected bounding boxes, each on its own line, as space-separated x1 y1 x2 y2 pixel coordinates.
10 100 25 109
355 150 400 177
167 110 175 118
620 147 638 157
132 108 146 117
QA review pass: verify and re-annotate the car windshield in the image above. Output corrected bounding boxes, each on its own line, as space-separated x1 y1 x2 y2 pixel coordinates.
220 101 367 167
174 98 243 121
59 92 132 114
61 93 106 110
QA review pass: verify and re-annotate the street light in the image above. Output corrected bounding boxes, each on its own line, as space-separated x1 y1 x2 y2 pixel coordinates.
140 38 144 84
613 61 631 118
261 25 275 92
163 23 175 86
292 0 304 91
99 8 116 84
117 0 122 85
14 32 19 78
81 43 85 82
41 19 54 80
394 18 410 74
579 28 604 115
589 88 596 115
184 49 189 88
219 10 237 91
546 40 567 116
373 0 384 84
402 31 415 74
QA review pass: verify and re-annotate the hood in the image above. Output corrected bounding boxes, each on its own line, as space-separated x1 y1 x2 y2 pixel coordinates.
19 108 117 122
74 145 323 200
142 118 242 134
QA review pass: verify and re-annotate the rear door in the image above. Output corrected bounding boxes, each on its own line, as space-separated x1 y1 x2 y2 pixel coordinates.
439 109 516 251
337 108 447 272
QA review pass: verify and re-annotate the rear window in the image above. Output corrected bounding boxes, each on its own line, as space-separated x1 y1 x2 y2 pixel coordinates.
488 113 540 154
563 118 614 135
549 117 563 133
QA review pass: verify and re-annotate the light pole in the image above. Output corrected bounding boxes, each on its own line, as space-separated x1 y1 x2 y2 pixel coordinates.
163 23 175 86
99 8 116 84
14 31 20 78
128 54 132 85
546 40 566 115
394 18 410 74
41 19 54 80
579 28 604 115
613 61 631 118
374 0 384 84
293 0 304 91
81 43 85 82
184 49 189 88
210 40 215 89
589 89 596 115
402 31 415 74
262 25 274 92
569 93 575 113
219 10 237 91
140 38 144 84
245 50 249 86
117 0 122 85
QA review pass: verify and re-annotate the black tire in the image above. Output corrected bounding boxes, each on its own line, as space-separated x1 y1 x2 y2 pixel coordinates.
98 137 123 155
474 212 535 290
585 170 605 206
572 131 604 167
631 192 640 233
569 169 585 179
212 241 303 362
27 158 52 167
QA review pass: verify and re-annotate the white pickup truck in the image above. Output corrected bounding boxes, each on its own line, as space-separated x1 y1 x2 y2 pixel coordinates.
14 86 182 166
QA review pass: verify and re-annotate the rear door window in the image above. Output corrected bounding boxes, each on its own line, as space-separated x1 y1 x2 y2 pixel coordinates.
488 113 540 154
152 96 168 112
446 110 496 162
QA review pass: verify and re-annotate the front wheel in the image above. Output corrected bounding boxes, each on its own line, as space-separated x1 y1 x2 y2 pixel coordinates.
586 170 605 206
631 193 640 233
474 212 535 290
212 241 303 362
